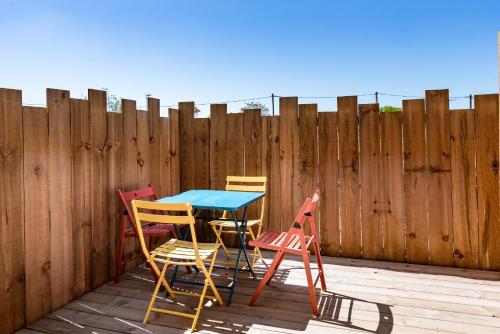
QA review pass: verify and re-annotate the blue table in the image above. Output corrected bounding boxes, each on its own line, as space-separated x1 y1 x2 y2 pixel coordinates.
157 189 265 305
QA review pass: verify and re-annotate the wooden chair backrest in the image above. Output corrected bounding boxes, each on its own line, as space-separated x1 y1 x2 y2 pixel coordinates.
290 189 320 235
117 185 159 234
131 200 200 259
224 176 267 221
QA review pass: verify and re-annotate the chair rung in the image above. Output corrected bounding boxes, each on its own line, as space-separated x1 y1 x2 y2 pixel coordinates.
174 290 217 300
150 307 195 318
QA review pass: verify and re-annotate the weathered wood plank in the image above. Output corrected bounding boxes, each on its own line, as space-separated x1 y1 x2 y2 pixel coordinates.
359 104 383 260
89 89 110 288
159 116 171 197
475 94 500 270
425 89 454 267
47 89 74 309
403 99 429 265
318 112 339 256
194 118 211 241
279 97 299 229
380 111 405 262
337 96 361 258
23 106 50 323
148 98 161 190
168 108 180 195
244 108 263 221
136 109 150 188
450 109 479 269
210 104 227 191
70 98 92 297
179 102 195 191
107 112 122 278
261 116 281 231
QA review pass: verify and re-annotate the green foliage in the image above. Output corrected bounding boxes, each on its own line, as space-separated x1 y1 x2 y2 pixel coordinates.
102 88 121 112
380 105 401 112
242 101 270 115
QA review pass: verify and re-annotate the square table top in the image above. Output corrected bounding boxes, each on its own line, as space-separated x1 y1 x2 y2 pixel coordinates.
156 189 265 211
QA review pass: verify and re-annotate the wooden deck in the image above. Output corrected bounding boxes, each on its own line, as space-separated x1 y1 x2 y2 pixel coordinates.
17 250 500 334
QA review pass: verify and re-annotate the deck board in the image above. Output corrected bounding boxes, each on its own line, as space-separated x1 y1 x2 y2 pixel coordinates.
19 251 500 334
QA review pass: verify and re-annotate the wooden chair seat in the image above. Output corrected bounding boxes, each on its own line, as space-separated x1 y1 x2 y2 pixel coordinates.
124 223 177 237
151 239 219 262
208 219 260 229
250 231 313 255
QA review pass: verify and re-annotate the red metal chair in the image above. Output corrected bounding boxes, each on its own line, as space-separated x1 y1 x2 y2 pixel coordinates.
249 190 327 315
115 185 187 283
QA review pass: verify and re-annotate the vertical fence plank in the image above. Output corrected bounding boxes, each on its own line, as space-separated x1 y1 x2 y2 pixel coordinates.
279 97 299 229
179 102 195 191
89 89 110 288
194 118 211 241
160 116 171 197
226 113 244 246
298 104 318 236
475 94 500 270
169 108 180 194
261 116 281 231
360 104 383 260
425 89 454 267
450 109 479 269
70 98 91 296
0 88 25 333
403 99 429 264
380 111 405 262
47 89 74 309
338 96 361 258
244 108 263 221
136 109 150 188
107 112 123 277
210 104 227 191
148 98 161 190
23 106 50 323
318 112 340 256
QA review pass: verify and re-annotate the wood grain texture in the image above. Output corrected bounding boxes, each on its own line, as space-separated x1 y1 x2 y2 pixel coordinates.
475 94 499 270
23 106 50 323
107 112 123 278
179 102 195 191
168 108 180 195
136 110 150 188
450 109 479 269
337 96 361 258
148 98 160 190
47 89 74 310
194 118 211 241
359 104 383 260
403 99 429 265
159 116 171 197
425 90 454 267
244 109 263 221
318 112 340 256
380 111 405 262
89 89 110 288
210 104 227 191
279 97 299 228
261 116 281 231
70 98 92 297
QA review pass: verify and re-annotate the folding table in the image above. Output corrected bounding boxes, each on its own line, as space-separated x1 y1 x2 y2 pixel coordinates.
156 189 265 305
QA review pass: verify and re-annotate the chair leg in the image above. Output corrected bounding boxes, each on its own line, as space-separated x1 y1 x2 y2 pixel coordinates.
313 240 327 291
143 261 173 324
249 250 285 306
302 247 319 316
114 215 127 284
212 225 231 259
265 250 285 285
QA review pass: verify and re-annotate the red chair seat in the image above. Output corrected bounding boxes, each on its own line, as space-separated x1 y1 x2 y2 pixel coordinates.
124 223 177 237
249 230 312 255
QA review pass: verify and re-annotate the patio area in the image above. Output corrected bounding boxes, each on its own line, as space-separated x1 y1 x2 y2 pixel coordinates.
19 250 500 334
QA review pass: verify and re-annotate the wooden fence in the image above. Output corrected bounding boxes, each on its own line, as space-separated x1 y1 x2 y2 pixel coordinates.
0 87 498 332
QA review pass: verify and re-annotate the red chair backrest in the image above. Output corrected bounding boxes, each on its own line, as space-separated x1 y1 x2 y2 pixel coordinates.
291 189 320 231
117 185 159 232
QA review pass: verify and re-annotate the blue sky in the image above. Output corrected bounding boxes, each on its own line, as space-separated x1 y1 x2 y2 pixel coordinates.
0 0 499 116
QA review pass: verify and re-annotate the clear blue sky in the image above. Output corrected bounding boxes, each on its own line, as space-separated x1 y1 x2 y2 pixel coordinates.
0 0 499 116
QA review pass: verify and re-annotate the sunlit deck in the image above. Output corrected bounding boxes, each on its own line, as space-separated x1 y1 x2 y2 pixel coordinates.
18 251 500 334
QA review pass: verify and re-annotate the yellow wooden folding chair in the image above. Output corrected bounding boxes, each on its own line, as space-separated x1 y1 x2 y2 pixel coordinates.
131 200 223 332
208 176 267 267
